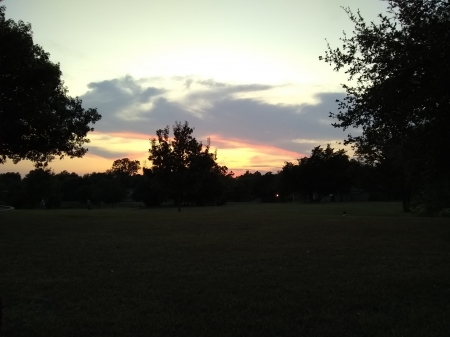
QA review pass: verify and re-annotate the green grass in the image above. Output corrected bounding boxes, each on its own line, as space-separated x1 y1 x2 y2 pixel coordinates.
1 202 450 336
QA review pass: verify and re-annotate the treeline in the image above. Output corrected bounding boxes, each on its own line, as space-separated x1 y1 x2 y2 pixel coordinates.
1 121 444 215
230 144 402 203
0 168 132 209
0 144 404 210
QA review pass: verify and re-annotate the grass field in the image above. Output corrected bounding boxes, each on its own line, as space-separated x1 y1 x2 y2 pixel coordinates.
1 202 450 336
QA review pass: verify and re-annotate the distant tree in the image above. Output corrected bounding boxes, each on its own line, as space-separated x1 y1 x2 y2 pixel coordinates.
0 6 101 167
55 171 83 202
91 178 127 206
279 162 302 199
320 0 450 211
0 172 21 187
232 171 279 202
187 143 233 205
281 145 351 202
259 172 280 202
227 171 277 202
148 121 230 211
75 184 93 205
0 172 21 205
107 158 141 188
231 171 256 202
109 158 141 177
23 168 61 208
80 172 126 206
132 167 166 207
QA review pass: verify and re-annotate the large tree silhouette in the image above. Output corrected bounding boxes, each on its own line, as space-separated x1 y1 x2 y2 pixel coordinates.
0 6 101 167
321 1 450 212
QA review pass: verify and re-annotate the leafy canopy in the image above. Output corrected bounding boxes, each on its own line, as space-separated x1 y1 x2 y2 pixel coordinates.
149 121 229 210
108 158 141 177
320 0 450 168
280 144 351 201
320 0 450 211
0 6 101 167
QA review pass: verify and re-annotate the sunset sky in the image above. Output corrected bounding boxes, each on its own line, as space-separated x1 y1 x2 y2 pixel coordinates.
1 0 389 176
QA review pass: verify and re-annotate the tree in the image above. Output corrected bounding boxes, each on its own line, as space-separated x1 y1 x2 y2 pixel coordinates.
107 158 141 188
320 1 450 212
187 144 233 205
55 171 84 202
132 167 166 207
280 144 351 202
0 6 101 167
109 158 141 176
23 168 61 208
279 162 304 200
91 178 127 206
0 172 21 205
231 171 279 202
149 121 229 211
80 172 127 206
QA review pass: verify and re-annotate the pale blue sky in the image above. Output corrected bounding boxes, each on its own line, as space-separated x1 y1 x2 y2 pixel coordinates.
2 0 390 175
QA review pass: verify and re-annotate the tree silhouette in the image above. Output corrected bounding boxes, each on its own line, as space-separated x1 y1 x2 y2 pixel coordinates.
149 121 229 211
281 145 351 202
107 158 141 188
0 6 101 167
109 158 141 177
321 0 450 211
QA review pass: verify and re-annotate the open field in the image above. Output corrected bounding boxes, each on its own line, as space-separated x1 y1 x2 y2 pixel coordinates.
1 202 450 336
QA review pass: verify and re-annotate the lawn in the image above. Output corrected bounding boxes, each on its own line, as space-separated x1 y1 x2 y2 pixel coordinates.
1 202 449 336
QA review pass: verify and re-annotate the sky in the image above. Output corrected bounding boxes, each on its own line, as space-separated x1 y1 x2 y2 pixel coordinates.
1 0 390 176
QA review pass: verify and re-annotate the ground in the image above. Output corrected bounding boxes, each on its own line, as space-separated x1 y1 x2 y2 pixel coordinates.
1 202 449 336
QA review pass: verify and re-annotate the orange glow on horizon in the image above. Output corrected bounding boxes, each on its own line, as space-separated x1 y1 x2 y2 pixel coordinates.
204 133 303 157
0 131 306 177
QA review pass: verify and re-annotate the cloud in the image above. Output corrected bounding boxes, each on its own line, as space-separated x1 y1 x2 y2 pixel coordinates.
196 79 227 88
195 79 273 93
80 75 358 171
82 75 166 124
86 132 151 160
185 78 194 89
87 147 130 160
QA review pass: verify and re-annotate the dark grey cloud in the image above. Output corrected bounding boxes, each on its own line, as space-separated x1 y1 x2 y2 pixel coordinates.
145 97 195 126
87 147 131 160
140 87 165 103
81 75 358 156
82 75 164 113
190 92 354 153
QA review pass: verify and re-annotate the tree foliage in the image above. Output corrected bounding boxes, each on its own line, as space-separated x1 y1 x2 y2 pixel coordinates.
107 158 141 188
132 167 166 207
148 121 231 211
320 0 450 211
23 168 61 208
0 6 101 167
229 171 279 202
280 144 351 202
109 158 141 177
